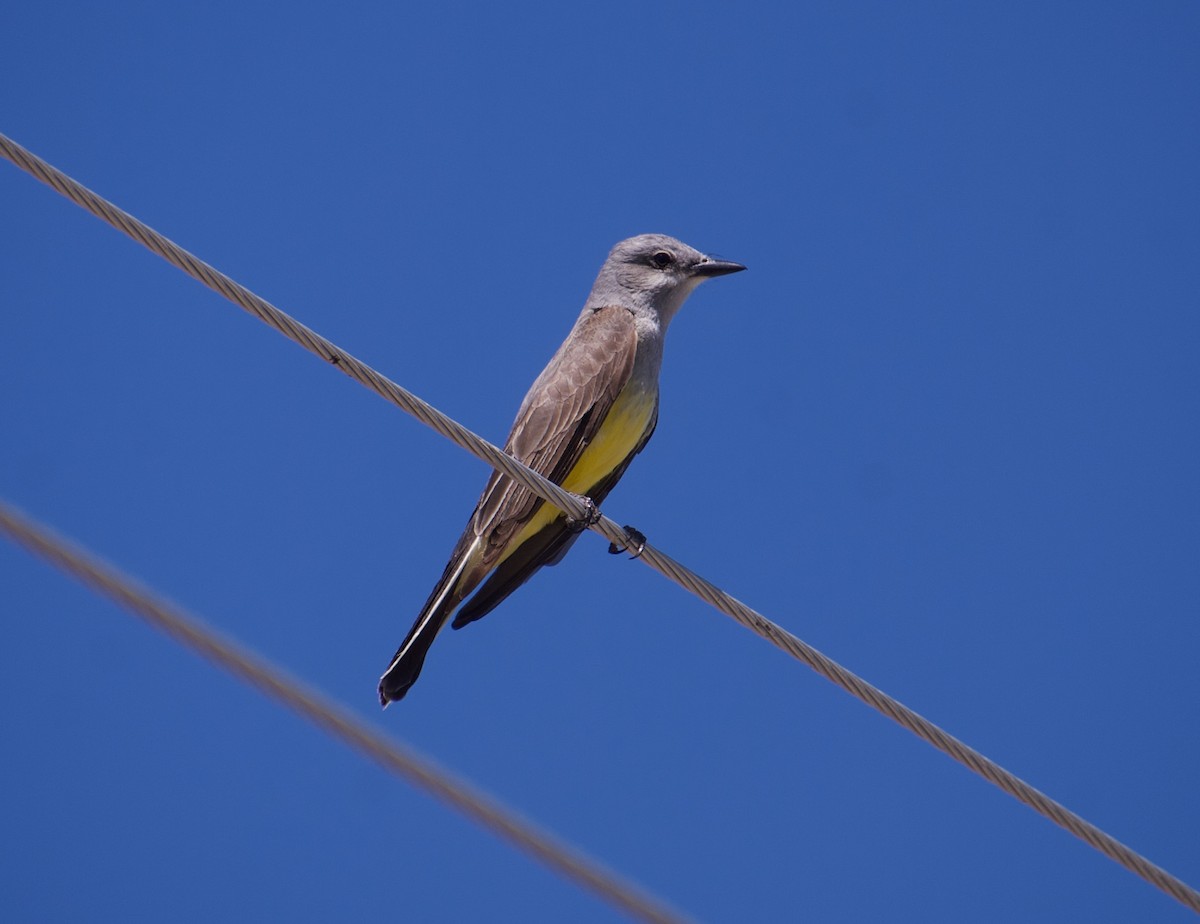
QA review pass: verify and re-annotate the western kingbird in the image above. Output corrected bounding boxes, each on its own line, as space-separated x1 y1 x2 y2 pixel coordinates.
379 234 745 705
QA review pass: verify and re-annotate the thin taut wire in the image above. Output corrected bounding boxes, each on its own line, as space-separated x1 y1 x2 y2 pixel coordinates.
0 500 692 924
3 131 1197 914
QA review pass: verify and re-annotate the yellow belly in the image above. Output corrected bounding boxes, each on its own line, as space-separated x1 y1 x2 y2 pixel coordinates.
562 384 656 494
498 383 656 560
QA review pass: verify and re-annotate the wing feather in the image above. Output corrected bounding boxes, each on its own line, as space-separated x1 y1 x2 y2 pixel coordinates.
469 305 639 568
451 398 657 629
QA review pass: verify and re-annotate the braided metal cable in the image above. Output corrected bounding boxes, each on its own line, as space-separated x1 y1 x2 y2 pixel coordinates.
4 131 1197 914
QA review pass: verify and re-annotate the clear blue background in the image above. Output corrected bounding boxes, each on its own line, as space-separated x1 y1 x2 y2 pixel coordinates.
3 3 1197 921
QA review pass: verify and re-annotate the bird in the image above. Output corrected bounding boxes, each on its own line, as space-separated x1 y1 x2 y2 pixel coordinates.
379 234 745 705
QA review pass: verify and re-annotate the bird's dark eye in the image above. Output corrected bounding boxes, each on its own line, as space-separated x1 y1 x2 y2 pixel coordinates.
650 251 674 269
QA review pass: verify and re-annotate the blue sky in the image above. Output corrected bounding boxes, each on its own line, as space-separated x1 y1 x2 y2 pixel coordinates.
3 3 1198 921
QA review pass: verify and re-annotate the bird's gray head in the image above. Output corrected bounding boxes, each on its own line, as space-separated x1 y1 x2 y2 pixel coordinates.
584 233 745 325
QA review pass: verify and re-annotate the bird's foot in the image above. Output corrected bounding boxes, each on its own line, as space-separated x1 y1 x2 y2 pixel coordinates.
608 525 647 560
564 495 601 533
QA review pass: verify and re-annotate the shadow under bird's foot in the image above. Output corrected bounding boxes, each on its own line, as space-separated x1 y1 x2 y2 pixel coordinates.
608 525 647 559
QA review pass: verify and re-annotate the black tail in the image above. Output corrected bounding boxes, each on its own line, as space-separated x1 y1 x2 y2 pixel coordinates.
378 535 480 706
377 609 446 705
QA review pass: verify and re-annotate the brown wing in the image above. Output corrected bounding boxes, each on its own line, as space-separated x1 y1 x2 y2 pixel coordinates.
381 306 642 701
467 304 639 568
451 396 657 629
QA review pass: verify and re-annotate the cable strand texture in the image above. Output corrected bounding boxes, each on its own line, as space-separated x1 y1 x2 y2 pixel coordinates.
3 131 1197 915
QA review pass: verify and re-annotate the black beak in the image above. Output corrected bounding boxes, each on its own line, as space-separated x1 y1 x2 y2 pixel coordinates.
693 258 747 278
